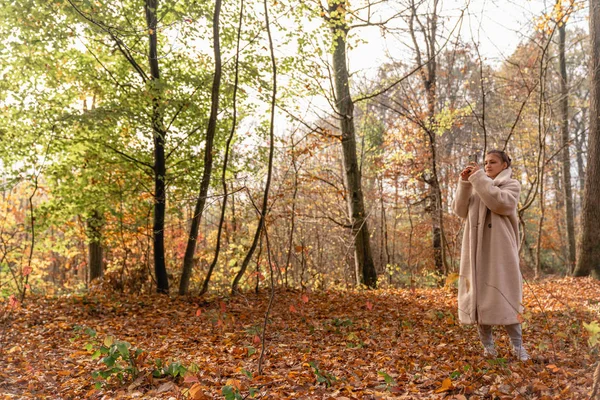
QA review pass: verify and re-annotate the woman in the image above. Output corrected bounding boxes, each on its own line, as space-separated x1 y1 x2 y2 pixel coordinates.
452 150 529 361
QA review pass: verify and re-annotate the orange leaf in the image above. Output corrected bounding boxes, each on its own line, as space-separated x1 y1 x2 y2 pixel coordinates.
435 378 453 393
289 304 297 313
301 294 309 303
195 308 202 317
188 383 206 400
366 300 373 311
220 301 227 313
547 364 560 373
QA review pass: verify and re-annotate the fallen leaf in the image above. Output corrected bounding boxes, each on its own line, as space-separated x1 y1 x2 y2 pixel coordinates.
435 378 454 393
188 383 206 400
156 381 176 393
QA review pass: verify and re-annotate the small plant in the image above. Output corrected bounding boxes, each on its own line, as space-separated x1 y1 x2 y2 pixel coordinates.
222 384 247 400
486 357 508 367
450 364 471 380
376 371 398 391
308 361 336 387
73 326 194 389
71 325 98 343
152 359 188 378
346 332 365 348
331 317 353 327
90 335 147 388
221 370 258 400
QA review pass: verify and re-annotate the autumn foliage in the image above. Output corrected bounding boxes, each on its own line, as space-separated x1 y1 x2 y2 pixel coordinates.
1 277 599 399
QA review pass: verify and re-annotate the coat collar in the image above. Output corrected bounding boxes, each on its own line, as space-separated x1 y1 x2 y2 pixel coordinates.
492 167 512 186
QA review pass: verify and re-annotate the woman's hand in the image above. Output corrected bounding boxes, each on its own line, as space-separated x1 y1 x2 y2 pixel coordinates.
460 162 480 181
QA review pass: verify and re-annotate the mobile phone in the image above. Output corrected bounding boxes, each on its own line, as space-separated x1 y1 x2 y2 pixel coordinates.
468 153 478 163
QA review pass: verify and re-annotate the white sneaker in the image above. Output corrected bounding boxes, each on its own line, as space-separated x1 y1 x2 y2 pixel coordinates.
483 344 498 358
512 345 530 361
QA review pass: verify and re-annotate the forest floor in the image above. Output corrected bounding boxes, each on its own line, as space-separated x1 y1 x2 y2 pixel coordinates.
1 276 599 399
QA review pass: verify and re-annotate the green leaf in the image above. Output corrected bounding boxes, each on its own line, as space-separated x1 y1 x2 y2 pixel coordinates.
378 371 395 385
102 355 116 367
91 350 101 360
222 385 236 400
241 368 253 379
116 342 130 359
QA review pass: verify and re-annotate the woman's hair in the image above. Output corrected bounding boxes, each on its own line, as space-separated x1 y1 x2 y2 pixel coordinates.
486 149 512 167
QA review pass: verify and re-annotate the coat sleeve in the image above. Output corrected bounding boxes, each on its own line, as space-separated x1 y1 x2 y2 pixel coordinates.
468 170 520 216
452 178 473 218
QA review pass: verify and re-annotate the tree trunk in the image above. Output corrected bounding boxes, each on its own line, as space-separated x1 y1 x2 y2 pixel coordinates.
329 1 377 288
409 0 446 277
199 0 241 296
179 0 222 295
231 0 277 294
145 0 169 293
575 110 587 215
284 135 299 288
558 23 577 274
574 0 600 278
87 209 103 281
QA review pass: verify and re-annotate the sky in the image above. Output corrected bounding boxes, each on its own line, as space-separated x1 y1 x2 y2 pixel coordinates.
347 0 588 75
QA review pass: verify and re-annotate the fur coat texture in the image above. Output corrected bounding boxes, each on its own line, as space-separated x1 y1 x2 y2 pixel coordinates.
452 168 523 325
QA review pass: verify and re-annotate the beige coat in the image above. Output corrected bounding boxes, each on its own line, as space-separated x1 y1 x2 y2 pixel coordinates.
452 168 522 325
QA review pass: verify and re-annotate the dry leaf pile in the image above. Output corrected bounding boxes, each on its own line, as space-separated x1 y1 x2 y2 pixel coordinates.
1 277 599 399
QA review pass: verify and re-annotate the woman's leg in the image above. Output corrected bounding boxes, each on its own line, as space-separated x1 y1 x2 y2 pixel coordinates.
504 324 522 348
505 323 530 361
477 325 497 357
477 324 494 346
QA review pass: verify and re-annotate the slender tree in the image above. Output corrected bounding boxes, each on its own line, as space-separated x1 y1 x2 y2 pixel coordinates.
574 0 600 278
558 18 577 274
327 0 377 288
144 0 169 293
407 0 446 276
199 0 242 296
231 0 278 294
179 0 223 295
87 209 104 281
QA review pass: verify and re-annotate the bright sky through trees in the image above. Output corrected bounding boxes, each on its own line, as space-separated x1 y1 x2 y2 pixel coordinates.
348 0 587 74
